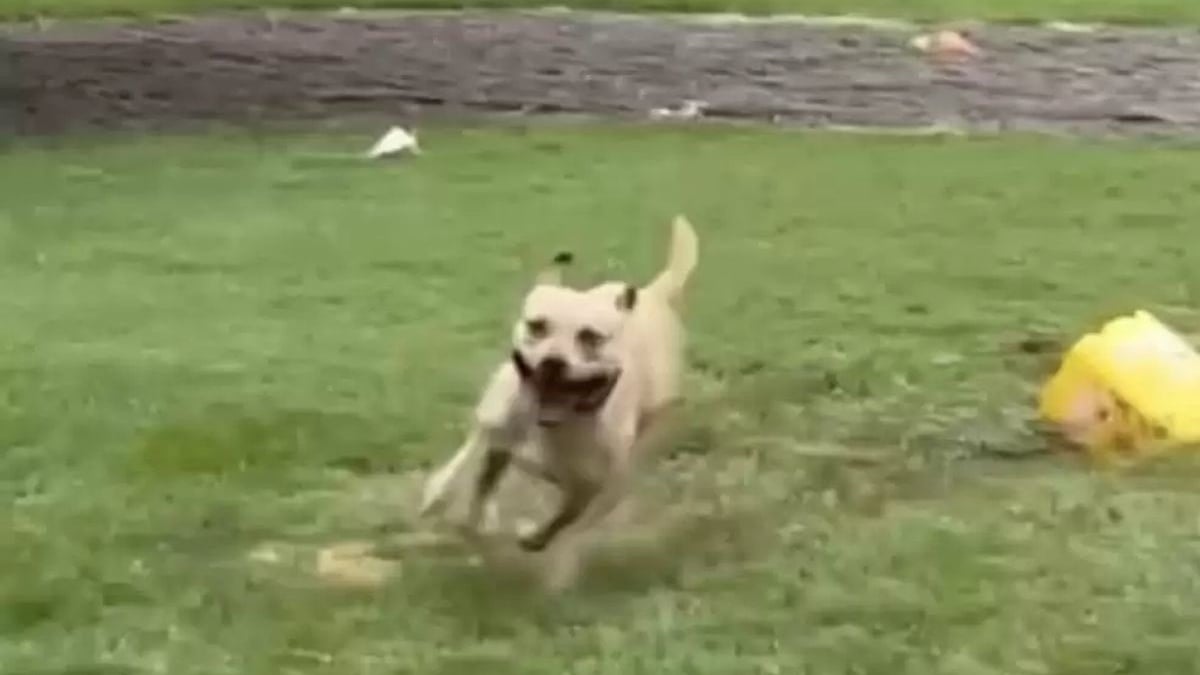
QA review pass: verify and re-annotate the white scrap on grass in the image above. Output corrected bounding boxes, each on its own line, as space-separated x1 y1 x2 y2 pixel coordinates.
316 541 397 588
247 543 283 564
909 30 981 59
825 123 967 137
680 13 916 30
367 126 421 159
649 100 707 121
1044 21 1098 33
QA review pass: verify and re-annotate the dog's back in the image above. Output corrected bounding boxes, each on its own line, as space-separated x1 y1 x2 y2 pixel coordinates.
617 216 699 416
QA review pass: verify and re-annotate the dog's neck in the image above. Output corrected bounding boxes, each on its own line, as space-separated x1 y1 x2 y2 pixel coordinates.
536 413 600 434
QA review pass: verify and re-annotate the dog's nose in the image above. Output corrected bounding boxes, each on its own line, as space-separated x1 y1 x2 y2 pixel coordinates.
537 356 567 379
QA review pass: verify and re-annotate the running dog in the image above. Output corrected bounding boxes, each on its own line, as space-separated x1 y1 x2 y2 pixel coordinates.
419 215 699 588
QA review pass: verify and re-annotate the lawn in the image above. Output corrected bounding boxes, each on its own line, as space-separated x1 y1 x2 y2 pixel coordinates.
4 0 1200 23
4 126 1200 673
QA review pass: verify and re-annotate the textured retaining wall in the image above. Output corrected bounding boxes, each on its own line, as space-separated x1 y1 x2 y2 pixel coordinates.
6 12 1200 135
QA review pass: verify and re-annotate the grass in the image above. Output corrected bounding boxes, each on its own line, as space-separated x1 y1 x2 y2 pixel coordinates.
6 0 1200 24
4 125 1200 673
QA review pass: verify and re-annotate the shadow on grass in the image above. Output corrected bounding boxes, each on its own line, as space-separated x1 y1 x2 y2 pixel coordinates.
379 498 775 637
580 502 773 593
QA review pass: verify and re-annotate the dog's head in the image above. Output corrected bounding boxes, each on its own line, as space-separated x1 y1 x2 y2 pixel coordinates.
511 260 637 427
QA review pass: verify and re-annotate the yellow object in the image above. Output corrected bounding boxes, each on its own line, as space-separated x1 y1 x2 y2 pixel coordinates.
1038 311 1200 463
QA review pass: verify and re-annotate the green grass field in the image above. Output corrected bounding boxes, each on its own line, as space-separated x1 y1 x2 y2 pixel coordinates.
5 126 1200 673
4 0 1200 23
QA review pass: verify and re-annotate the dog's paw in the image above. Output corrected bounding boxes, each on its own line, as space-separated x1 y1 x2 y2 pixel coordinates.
515 518 540 539
518 529 551 553
513 518 545 552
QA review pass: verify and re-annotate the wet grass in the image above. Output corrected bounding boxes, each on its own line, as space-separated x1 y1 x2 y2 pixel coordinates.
4 126 1200 673
4 0 1200 24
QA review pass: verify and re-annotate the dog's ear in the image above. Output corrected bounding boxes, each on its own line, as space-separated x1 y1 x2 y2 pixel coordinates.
615 284 638 312
535 251 574 286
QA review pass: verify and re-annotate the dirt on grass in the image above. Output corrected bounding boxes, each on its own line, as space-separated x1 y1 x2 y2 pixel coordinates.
6 11 1200 136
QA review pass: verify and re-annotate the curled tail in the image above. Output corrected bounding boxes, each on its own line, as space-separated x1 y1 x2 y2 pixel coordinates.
645 215 699 307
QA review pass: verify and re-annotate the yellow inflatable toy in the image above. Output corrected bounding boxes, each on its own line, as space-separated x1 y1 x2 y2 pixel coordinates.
1039 311 1200 464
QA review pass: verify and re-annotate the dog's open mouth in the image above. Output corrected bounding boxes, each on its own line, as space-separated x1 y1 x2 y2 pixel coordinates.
512 352 618 426
536 374 617 425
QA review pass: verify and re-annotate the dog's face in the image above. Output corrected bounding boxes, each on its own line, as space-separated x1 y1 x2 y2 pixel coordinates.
511 282 637 426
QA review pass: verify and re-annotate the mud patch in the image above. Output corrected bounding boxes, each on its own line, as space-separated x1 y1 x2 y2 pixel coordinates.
7 11 1200 136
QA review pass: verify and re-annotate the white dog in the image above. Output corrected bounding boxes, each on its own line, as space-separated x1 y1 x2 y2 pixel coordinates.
419 215 699 589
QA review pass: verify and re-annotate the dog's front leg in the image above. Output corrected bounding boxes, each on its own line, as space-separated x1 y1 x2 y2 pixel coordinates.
534 441 637 592
517 480 599 553
570 418 644 534
508 454 561 488
528 419 652 592
571 458 633 536
518 416 644 551
574 405 680 533
420 427 510 533
419 363 530 528
527 467 629 592
467 445 514 532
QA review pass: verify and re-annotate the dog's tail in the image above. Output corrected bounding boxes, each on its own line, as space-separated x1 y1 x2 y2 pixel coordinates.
535 251 574 286
644 215 698 307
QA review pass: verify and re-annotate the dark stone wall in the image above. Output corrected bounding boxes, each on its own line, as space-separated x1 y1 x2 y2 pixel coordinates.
6 12 1200 135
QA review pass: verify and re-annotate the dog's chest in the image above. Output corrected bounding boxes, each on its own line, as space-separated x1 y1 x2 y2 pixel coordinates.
533 427 612 485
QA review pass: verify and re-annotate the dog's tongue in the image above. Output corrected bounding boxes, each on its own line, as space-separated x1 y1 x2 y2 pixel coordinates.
533 378 568 425
575 376 617 413
533 373 618 425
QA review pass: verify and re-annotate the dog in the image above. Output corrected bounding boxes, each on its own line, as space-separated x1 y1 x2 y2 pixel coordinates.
418 215 699 589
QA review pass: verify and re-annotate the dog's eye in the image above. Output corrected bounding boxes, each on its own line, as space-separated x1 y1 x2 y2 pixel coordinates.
577 327 606 349
525 318 549 339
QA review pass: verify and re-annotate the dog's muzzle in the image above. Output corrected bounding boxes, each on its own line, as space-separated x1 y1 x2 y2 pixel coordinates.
512 352 619 426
